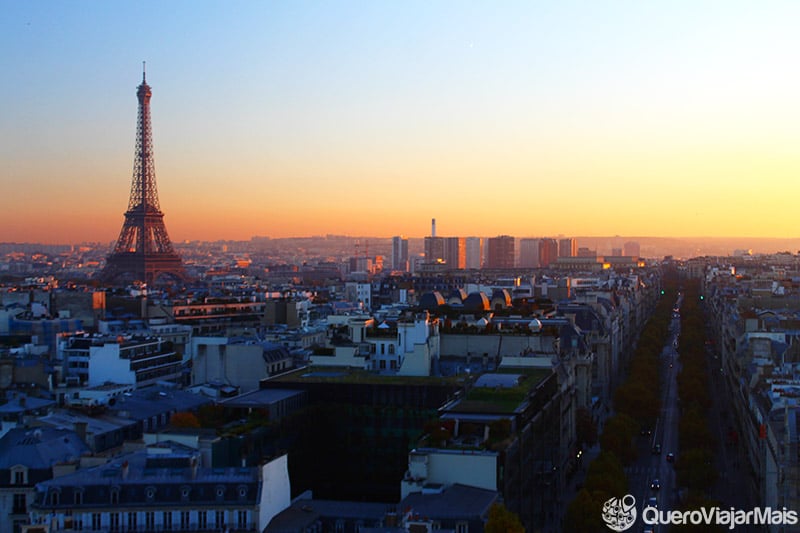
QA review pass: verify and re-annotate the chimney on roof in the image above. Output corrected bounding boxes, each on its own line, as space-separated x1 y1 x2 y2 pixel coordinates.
191 456 198 480
121 460 129 480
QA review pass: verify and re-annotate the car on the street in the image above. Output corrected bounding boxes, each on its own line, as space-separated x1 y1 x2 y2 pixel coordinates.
666 452 675 463
650 478 660 491
652 443 661 455
647 496 658 508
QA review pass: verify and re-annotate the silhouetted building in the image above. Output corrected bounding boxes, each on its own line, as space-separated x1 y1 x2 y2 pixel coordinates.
486 236 515 269
624 241 641 257
391 236 409 271
424 237 445 264
519 238 540 268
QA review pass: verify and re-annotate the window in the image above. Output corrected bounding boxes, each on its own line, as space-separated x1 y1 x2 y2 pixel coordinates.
389 344 395 355
110 487 119 505
215 485 226 500
237 510 247 528
12 493 26 514
127 512 137 530
456 522 468 533
49 489 60 506
180 485 191 501
146 486 156 500
74 490 83 505
163 511 172 531
109 513 120 532
11 467 26 485
198 511 207 529
180 511 190 530
91 513 101 531
145 512 155 530
215 510 225 528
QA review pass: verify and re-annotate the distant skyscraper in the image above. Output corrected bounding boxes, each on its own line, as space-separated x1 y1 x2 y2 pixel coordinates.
538 238 558 268
444 237 466 269
558 238 577 258
611 247 623 256
623 241 641 257
519 238 541 268
424 236 445 263
465 237 483 269
391 236 409 271
101 68 186 285
486 235 515 269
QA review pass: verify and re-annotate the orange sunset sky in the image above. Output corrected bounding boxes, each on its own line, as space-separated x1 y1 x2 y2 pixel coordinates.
2 2 800 244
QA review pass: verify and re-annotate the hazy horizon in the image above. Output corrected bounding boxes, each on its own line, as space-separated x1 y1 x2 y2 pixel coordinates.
4 2 800 243
6 234 800 260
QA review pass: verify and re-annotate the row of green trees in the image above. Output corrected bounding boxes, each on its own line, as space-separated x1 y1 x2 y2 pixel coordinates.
673 280 723 529
564 282 676 531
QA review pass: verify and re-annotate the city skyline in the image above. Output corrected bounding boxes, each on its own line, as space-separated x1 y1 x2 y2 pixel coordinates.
3 2 800 244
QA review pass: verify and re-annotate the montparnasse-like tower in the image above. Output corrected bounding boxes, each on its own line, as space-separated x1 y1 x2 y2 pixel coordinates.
101 65 187 285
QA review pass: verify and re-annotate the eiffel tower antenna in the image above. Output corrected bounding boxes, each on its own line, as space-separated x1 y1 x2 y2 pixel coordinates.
101 68 187 286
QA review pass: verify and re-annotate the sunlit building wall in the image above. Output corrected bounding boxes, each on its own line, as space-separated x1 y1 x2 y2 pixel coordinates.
444 237 466 269
538 238 559 268
465 237 483 269
558 238 577 257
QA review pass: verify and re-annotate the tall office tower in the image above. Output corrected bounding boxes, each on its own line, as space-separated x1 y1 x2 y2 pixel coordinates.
443 237 466 269
465 237 483 269
519 238 541 268
391 236 409 271
431 218 437 237
623 241 641 257
424 236 446 263
102 68 187 285
486 235 515 269
538 238 559 268
558 238 577 257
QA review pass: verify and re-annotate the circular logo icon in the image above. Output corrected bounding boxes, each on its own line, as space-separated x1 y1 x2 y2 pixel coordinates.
602 494 637 531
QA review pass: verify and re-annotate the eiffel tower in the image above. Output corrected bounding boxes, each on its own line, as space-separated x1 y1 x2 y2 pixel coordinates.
101 66 187 286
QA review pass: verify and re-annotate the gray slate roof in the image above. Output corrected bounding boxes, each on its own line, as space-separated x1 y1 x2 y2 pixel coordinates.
0 427 90 469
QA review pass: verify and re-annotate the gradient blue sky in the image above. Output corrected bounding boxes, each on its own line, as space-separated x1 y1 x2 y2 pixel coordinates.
3 1 800 243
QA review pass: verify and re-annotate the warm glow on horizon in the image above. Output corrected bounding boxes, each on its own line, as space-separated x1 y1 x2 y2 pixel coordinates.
3 2 800 244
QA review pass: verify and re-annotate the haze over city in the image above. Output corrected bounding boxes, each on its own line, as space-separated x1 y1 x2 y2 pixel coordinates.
3 2 800 244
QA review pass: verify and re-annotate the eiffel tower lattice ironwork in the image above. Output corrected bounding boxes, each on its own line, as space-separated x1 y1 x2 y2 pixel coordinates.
101 67 187 285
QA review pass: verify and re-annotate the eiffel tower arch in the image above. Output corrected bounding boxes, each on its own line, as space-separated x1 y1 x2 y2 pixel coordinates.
101 67 188 286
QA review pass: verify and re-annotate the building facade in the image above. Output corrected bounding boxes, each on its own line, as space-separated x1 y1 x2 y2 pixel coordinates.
485 236 515 269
